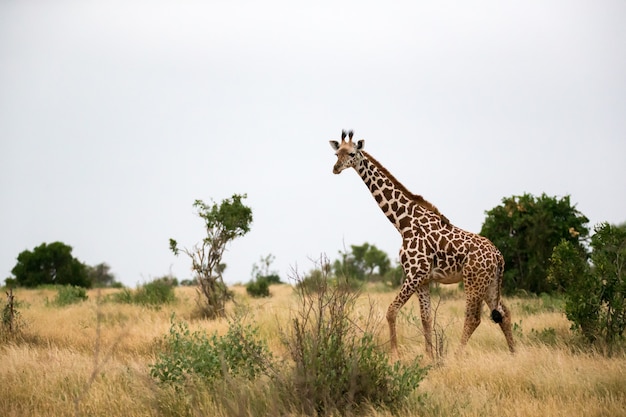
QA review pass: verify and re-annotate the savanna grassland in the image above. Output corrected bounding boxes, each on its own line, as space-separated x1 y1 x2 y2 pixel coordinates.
1 284 625 417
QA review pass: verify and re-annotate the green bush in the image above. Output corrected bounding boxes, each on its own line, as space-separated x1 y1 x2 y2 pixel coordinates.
549 223 626 352
108 288 134 304
51 285 88 306
295 269 330 293
150 259 428 416
150 315 273 385
107 279 176 307
246 278 270 298
261 274 281 284
133 280 176 306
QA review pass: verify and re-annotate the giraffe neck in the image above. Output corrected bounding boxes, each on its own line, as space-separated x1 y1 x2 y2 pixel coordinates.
354 152 418 234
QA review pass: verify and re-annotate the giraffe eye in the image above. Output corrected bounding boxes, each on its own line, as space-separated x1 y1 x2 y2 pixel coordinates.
349 152 356 157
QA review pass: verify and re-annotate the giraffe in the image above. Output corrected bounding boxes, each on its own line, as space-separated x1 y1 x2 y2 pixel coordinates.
329 130 515 358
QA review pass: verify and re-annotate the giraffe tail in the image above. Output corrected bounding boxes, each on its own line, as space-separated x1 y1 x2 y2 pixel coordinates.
490 255 505 324
491 310 503 323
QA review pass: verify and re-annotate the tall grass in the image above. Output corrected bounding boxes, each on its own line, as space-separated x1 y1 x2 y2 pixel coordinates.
0 285 625 417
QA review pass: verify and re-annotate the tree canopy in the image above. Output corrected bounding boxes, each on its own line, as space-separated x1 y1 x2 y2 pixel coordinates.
480 193 589 294
333 243 391 282
10 241 90 288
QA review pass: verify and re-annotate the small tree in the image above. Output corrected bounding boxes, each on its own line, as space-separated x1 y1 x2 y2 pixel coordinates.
247 254 279 298
170 194 253 319
87 263 120 287
549 223 626 352
250 253 281 284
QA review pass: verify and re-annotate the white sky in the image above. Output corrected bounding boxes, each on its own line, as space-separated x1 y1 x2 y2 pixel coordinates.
1 1 625 287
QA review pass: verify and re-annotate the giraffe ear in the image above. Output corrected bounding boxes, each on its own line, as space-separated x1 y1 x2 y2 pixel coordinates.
356 139 365 150
329 140 340 151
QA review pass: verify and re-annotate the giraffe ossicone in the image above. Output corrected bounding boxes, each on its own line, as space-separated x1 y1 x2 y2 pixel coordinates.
329 130 515 358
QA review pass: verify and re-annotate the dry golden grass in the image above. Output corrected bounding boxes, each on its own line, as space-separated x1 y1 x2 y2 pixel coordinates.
1 284 625 417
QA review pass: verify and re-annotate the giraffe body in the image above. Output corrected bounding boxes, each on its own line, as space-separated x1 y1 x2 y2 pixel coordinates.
330 130 515 358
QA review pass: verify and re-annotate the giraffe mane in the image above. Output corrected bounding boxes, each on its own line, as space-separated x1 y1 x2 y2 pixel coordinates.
361 151 450 225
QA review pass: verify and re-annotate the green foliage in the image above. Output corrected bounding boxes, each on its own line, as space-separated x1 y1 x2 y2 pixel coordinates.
246 278 270 298
529 327 558 346
150 315 273 385
333 242 391 282
50 285 88 306
10 242 90 288
384 264 405 287
133 279 176 306
283 263 428 415
296 266 362 294
109 288 134 304
150 258 428 416
481 193 589 294
295 268 328 293
517 293 564 316
549 223 626 351
170 194 252 319
107 278 176 306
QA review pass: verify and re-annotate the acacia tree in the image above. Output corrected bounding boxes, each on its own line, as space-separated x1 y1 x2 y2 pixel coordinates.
170 194 253 319
10 242 90 288
480 193 589 294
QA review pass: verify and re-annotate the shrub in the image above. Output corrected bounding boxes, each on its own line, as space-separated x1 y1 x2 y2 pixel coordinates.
150 258 428 416
295 268 326 293
107 279 176 307
150 315 273 385
261 274 281 284
281 260 428 415
133 280 176 306
51 285 88 306
549 223 626 352
108 288 133 304
246 278 270 298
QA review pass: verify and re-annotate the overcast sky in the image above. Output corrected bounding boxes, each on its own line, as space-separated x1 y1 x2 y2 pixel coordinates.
1 1 625 287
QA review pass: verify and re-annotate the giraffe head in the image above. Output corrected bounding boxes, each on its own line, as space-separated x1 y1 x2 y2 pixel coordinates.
329 130 364 174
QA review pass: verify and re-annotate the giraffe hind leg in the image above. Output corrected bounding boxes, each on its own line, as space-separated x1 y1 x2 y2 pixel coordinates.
497 302 516 353
486 285 515 352
458 296 482 353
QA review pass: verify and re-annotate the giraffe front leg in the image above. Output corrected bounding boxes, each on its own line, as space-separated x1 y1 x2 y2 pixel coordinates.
386 304 399 359
386 282 416 360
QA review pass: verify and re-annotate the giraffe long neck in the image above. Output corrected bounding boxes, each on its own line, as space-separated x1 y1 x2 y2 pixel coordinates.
354 152 415 234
